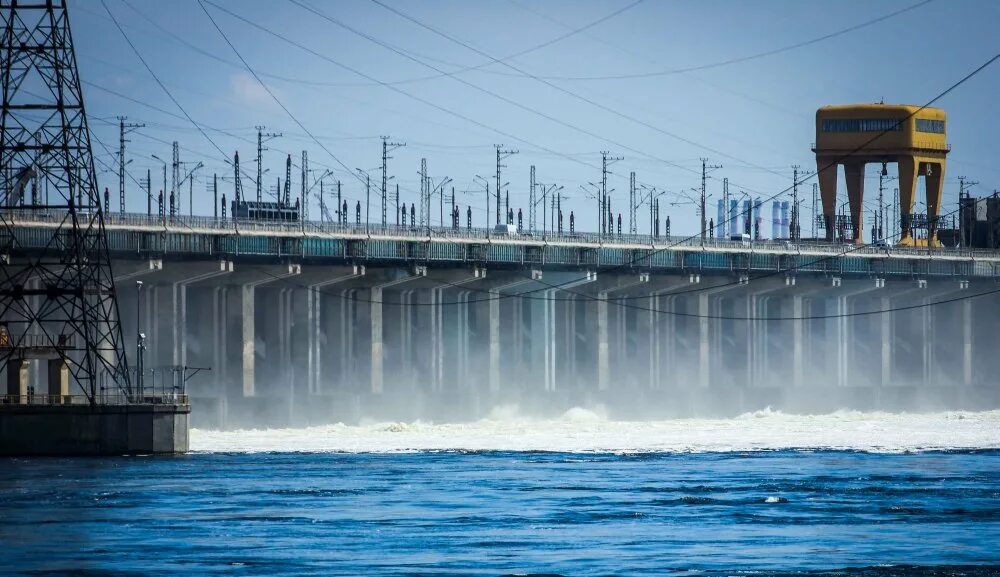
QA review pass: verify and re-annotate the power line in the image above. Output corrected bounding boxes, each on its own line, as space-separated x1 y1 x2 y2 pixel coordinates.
129 0 999 315
198 0 589 190
104 2 1000 311
481 0 936 81
259 50 1000 315
362 0 790 178
294 0 772 186
200 0 608 177
100 0 230 164
482 50 1000 304
106 0 643 89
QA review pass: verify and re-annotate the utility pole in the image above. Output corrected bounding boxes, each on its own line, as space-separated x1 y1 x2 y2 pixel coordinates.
420 158 427 226
283 154 292 207
700 158 722 244
811 183 818 239
495 144 518 226
877 163 887 242
178 161 202 218
213 173 218 219
170 141 179 218
957 176 978 247
529 165 536 233
791 165 800 242
255 125 281 203
381 136 405 228
722 177 729 239
601 151 623 238
301 151 308 220
117 116 143 214
319 180 325 223
362 170 371 233
629 171 637 235
233 151 244 206
144 168 152 216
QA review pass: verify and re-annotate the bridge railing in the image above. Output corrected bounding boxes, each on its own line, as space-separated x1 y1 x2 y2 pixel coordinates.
0 393 189 406
5 209 1000 261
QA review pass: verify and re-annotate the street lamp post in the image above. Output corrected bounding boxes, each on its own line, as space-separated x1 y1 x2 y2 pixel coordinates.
356 168 372 235
135 280 145 400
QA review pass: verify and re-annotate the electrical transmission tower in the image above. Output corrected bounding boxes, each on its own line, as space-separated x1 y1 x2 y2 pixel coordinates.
495 145 517 226
0 0 131 402
380 136 404 228
117 116 143 215
700 158 722 244
255 125 281 203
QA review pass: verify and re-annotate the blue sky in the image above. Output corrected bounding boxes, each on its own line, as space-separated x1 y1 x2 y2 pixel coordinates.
74 0 1000 237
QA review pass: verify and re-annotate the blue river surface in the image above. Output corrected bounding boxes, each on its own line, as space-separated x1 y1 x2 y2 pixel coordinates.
1 450 998 576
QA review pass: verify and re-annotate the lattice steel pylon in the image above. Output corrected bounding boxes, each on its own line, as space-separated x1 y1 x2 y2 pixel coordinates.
0 0 131 403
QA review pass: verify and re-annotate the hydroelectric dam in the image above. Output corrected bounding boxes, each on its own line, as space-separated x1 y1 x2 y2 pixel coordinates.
6 212 999 429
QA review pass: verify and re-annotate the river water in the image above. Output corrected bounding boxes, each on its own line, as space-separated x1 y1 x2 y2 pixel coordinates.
2 410 998 576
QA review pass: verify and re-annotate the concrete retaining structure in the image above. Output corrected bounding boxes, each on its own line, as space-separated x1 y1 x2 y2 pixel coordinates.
0 403 189 456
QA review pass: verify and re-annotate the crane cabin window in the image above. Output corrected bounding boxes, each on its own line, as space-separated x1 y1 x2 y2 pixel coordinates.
821 118 905 133
915 118 945 133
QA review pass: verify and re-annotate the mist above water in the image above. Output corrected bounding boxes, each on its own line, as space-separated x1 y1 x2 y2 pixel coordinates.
191 406 1000 453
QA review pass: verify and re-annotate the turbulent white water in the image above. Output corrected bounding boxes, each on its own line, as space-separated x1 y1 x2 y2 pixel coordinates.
191 407 1000 454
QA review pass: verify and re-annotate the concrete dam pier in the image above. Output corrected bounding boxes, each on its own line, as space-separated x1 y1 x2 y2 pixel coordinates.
110 259 997 429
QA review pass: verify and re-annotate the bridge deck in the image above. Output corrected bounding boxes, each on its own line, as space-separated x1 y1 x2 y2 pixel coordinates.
5 211 1000 278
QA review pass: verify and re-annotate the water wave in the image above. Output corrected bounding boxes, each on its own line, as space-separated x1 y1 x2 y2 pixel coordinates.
191 407 1000 454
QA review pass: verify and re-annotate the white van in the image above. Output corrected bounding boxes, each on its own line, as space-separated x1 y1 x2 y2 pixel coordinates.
493 223 517 236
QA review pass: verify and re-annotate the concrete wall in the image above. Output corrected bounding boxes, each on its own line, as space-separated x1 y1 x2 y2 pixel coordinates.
0 404 189 456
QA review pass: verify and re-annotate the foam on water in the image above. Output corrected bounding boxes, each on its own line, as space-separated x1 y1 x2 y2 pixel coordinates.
191 407 1000 454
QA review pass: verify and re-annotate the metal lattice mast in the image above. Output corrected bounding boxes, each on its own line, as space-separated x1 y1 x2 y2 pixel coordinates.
0 0 131 402
233 151 243 206
494 144 517 226
600 151 622 238
300 150 307 220
380 136 404 228
419 158 427 226
254 125 280 203
700 158 722 244
629 171 636 235
117 116 142 215
283 154 291 206
528 165 536 233
170 141 178 217
791 165 800 241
